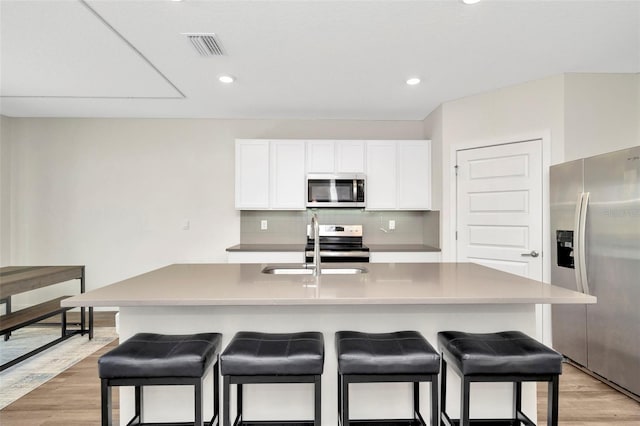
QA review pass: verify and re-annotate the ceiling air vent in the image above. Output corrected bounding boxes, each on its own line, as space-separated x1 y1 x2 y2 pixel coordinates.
184 33 225 56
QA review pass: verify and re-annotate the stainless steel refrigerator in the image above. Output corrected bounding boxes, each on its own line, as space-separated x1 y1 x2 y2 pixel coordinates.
550 145 640 398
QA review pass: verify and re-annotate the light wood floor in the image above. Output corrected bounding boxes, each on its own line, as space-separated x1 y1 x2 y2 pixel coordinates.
2 315 639 425
537 363 640 425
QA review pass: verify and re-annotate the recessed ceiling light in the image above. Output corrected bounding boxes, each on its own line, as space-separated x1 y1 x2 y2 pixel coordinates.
219 75 235 84
406 78 421 86
462 0 481 4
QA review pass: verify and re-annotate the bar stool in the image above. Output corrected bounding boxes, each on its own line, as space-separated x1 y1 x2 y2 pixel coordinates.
98 332 222 426
438 330 563 426
335 331 440 426
220 331 324 426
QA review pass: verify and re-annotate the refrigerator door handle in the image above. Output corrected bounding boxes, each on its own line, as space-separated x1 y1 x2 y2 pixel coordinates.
574 192 585 293
578 192 590 295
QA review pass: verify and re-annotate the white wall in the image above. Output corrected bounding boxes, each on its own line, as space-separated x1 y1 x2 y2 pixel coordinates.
564 73 640 161
1 116 11 266
426 72 640 262
4 118 422 298
428 74 566 261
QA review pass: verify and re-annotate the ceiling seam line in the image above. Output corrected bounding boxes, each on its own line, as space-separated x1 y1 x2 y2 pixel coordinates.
0 96 185 100
79 0 186 99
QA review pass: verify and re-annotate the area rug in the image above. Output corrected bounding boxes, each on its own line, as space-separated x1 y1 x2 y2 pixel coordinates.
0 327 117 409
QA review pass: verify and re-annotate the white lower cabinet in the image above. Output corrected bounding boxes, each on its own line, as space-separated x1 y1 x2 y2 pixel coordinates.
369 252 441 263
227 252 304 264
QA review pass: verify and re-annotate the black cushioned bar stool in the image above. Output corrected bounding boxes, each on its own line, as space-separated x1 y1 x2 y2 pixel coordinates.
438 331 563 426
220 331 324 426
335 331 440 426
98 332 222 426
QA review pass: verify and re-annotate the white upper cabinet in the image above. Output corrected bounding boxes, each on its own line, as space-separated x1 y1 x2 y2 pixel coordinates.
236 139 430 211
397 140 431 210
306 140 365 173
335 140 365 173
365 140 431 210
269 140 306 209
366 141 397 209
235 139 305 210
235 139 270 209
306 140 335 173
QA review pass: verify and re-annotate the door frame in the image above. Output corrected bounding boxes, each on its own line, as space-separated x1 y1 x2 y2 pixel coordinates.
448 130 552 343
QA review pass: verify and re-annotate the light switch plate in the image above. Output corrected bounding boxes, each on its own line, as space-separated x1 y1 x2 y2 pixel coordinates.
389 220 396 230
261 220 268 230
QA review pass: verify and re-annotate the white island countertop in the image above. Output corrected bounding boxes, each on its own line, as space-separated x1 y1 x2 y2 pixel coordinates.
62 262 596 307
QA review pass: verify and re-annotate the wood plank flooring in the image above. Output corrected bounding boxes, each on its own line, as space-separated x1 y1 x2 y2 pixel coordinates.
0 340 119 426
537 363 640 425
2 314 639 425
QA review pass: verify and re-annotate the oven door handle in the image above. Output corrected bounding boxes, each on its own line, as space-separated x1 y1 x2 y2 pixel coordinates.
305 250 370 258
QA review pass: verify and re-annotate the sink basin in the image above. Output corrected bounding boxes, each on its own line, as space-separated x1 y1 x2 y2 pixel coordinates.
261 265 368 275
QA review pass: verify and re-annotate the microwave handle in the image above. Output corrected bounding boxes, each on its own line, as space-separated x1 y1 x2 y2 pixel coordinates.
353 179 357 201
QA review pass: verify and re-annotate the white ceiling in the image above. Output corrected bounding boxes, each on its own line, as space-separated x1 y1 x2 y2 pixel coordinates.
1 0 639 120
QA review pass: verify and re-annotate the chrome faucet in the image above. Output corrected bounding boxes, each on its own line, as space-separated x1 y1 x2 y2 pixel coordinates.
311 213 321 277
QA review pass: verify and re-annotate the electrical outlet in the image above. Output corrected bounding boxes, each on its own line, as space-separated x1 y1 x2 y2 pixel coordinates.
261 220 268 230
389 220 396 230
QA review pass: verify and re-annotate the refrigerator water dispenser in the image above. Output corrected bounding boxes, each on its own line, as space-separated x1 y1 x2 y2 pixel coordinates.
556 230 574 268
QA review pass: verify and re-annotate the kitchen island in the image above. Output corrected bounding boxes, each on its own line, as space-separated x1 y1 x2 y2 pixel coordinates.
63 262 595 425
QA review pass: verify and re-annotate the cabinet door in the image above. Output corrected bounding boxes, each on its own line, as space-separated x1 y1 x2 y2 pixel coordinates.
235 140 270 209
366 141 397 210
306 140 335 173
270 140 306 209
336 140 365 173
397 140 431 209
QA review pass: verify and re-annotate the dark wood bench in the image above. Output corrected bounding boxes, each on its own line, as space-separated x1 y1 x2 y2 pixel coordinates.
0 296 73 335
0 266 93 371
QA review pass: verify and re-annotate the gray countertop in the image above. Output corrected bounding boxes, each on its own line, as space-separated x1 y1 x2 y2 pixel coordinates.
226 244 440 252
366 244 440 252
62 262 595 308
226 244 304 252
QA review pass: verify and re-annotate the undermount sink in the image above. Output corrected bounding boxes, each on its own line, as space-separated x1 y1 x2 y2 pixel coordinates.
261 265 368 275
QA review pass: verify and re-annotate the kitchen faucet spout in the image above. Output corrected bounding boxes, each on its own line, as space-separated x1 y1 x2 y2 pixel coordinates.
311 213 321 277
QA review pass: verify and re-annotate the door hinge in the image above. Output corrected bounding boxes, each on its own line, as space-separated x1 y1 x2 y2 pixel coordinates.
454 165 459 176
455 231 458 240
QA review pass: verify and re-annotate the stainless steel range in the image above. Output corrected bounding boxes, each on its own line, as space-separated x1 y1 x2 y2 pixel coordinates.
305 225 369 263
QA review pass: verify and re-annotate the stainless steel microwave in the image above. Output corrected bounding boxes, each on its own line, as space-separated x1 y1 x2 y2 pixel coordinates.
306 174 365 208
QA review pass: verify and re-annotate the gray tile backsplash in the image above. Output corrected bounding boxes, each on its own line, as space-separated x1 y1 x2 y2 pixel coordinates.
240 209 440 246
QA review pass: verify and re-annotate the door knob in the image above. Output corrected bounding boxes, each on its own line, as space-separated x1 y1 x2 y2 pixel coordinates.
521 250 539 258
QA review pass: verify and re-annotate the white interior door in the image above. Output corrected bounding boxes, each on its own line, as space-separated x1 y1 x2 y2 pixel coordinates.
456 140 543 280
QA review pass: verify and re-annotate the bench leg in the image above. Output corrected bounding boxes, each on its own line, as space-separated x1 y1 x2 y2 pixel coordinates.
89 306 94 340
61 311 67 338
2 297 11 341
